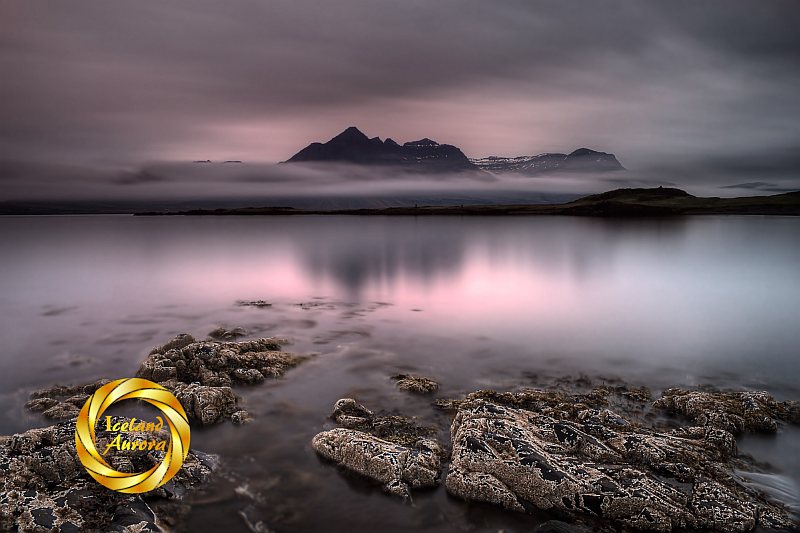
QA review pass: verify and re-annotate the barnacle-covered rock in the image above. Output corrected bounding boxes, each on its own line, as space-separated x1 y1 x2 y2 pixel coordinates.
27 335 309 425
137 335 306 386
0 420 217 532
25 379 111 421
312 399 443 499
207 326 247 340
653 388 800 434
329 398 438 447
446 391 797 532
391 374 439 394
165 381 239 426
312 428 441 499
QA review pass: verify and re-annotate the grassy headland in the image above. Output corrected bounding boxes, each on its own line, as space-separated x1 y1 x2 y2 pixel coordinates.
136 187 800 217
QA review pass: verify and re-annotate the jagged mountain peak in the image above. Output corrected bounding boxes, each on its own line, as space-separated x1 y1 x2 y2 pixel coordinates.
284 128 475 172
330 126 369 143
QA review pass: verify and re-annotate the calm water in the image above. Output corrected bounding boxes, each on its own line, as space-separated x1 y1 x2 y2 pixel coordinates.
1 214 799 532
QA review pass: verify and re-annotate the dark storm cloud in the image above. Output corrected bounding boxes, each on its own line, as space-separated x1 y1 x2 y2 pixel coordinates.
0 0 798 200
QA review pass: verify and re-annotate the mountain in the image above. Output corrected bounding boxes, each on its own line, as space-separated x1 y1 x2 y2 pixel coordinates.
284 127 477 172
471 148 625 175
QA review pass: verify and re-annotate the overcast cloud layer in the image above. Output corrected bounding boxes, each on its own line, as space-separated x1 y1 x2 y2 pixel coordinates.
1 0 799 201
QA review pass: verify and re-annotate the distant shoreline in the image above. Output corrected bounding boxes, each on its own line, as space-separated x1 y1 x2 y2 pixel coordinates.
135 187 800 218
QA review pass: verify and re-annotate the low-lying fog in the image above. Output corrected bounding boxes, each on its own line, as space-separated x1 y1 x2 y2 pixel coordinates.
2 159 798 213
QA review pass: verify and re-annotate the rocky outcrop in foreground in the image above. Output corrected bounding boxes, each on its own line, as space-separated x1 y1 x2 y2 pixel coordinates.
311 384 799 530
312 398 443 499
27 334 308 425
445 388 797 532
313 429 441 499
0 420 217 532
12 333 311 531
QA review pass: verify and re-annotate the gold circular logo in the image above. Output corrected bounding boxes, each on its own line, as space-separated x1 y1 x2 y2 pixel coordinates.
75 378 191 493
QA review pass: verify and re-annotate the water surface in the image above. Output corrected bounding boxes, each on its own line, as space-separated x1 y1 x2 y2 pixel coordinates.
1 214 798 531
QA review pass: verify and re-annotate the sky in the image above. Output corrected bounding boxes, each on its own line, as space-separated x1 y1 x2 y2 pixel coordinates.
1 0 799 202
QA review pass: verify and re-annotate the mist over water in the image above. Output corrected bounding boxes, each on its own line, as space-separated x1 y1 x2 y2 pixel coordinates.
1 214 799 531
3 160 798 213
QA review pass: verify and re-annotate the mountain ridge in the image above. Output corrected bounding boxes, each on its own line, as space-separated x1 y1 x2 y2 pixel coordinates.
471 148 625 175
284 127 624 175
284 126 477 172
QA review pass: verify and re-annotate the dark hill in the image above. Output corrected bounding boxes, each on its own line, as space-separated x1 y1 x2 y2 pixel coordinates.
137 188 800 218
284 127 477 172
472 148 625 175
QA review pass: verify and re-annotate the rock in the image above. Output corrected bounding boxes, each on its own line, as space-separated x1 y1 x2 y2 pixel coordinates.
208 326 247 340
150 333 196 354
231 410 253 425
231 368 265 384
312 399 444 499
391 373 439 394
653 388 799 434
312 428 441 499
534 520 590 533
329 398 437 447
29 378 244 427
166 381 241 425
236 300 273 308
137 336 304 387
25 379 111 421
445 389 797 532
28 335 309 425
0 420 217 532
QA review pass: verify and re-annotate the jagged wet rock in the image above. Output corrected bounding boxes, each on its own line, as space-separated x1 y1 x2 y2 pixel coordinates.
28 335 309 426
207 326 247 340
166 380 240 426
329 398 438 447
391 373 439 394
534 520 591 533
653 388 800 434
445 388 797 532
26 379 111 421
137 335 306 386
312 429 441 500
312 399 443 499
28 378 244 427
0 420 217 532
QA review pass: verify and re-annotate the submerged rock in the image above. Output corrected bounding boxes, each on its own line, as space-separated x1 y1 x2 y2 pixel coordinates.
207 326 247 340
236 300 273 308
653 388 800 434
445 389 797 531
0 420 217 532
391 373 439 394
